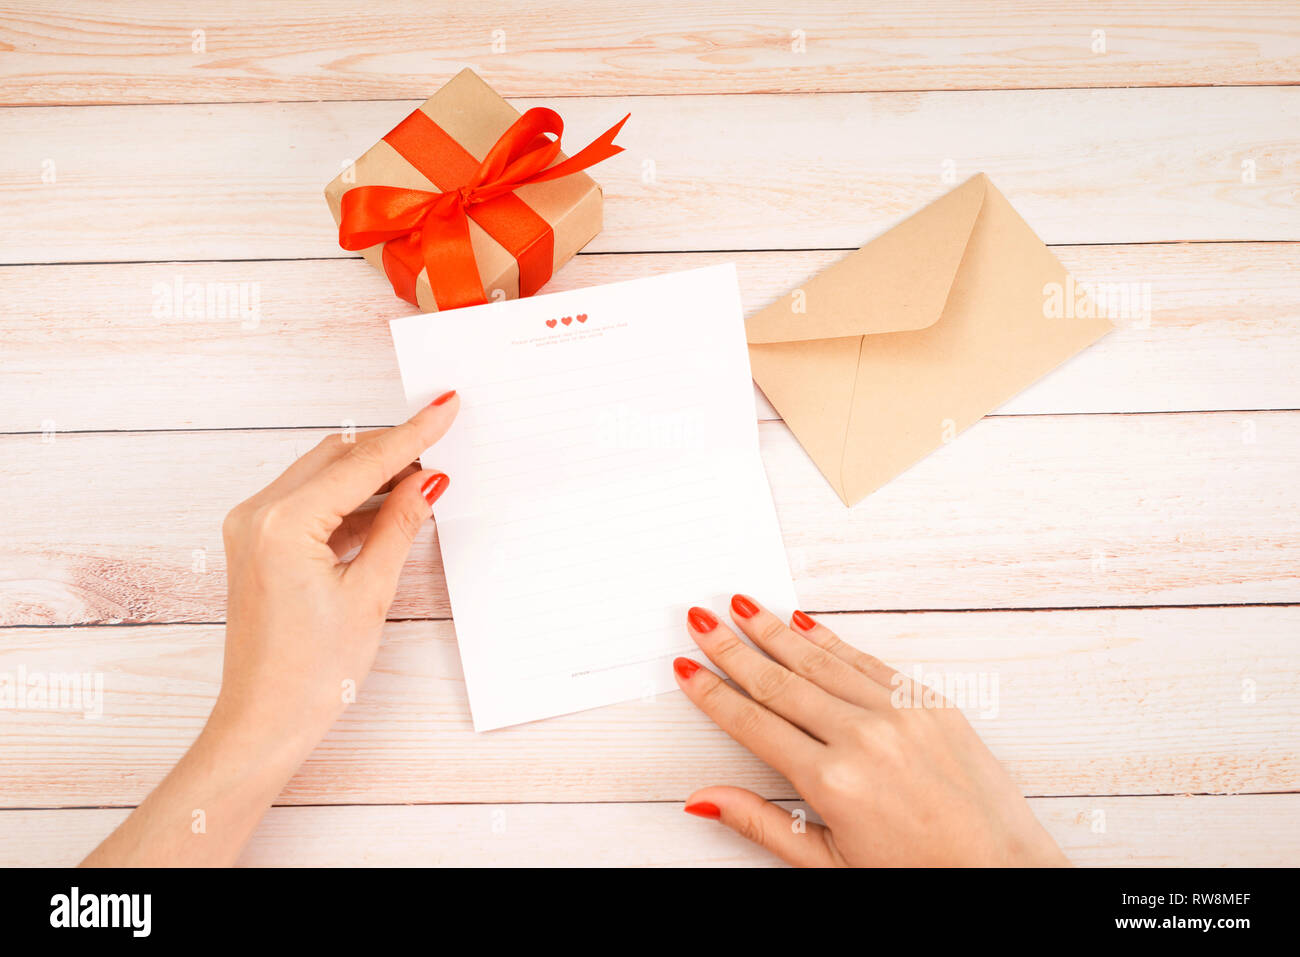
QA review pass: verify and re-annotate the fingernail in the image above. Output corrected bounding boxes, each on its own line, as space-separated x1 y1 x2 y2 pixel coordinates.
431 390 457 406
731 594 759 619
687 607 717 632
684 801 721 820
673 657 700 680
792 609 815 631
421 472 449 506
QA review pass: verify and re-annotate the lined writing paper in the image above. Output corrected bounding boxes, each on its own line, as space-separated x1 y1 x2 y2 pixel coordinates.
389 264 796 730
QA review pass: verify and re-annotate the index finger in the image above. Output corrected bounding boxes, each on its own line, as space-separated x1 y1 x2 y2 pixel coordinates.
296 390 459 522
672 652 822 783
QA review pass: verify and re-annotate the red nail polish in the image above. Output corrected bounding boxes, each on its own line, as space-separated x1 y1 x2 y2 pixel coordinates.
431 390 457 406
673 657 700 680
731 594 759 619
684 801 721 820
792 609 815 631
687 607 717 632
421 473 449 506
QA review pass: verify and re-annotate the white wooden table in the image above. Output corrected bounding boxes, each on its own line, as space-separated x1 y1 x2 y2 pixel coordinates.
1 1 1297 867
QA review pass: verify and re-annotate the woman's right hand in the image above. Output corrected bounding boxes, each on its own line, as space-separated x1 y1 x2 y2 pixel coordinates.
672 595 1069 867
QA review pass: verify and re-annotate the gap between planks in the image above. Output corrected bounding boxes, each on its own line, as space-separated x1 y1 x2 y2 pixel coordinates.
3 244 1298 434
3 87 1296 264
4 796 1298 867
2 608 1296 804
3 0 1297 104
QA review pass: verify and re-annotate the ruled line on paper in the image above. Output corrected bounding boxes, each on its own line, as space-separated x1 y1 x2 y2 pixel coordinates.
494 504 722 551
470 349 683 391
469 401 704 450
493 530 718 590
526 639 702 681
489 476 719 528
502 500 707 557
483 496 726 548
470 445 633 476
467 377 697 430
468 367 680 410
495 564 722 635
472 435 593 468
476 459 696 499
470 420 592 449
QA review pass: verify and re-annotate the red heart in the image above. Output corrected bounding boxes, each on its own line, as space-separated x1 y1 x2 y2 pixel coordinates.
545 318 557 328
561 316 572 326
576 313 588 323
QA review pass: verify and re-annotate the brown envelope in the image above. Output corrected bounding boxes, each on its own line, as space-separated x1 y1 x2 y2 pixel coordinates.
747 173 1115 506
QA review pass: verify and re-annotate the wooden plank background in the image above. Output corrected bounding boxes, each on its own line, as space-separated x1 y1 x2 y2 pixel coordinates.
0 0 1296 867
3 88 1297 265
2 1 1297 103
6 796 1300 867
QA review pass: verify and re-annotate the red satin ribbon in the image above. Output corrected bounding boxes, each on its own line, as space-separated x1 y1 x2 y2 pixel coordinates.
339 107 628 310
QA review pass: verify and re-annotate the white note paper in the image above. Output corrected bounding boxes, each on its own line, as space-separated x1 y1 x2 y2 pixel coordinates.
389 264 797 730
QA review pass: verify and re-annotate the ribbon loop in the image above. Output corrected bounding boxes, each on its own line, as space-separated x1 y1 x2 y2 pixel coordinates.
339 107 629 310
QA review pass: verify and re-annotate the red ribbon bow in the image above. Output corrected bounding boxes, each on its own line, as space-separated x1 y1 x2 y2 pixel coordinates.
339 107 628 310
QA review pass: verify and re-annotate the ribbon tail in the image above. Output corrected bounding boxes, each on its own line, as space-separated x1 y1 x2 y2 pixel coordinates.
380 235 425 306
524 113 629 185
421 206 490 311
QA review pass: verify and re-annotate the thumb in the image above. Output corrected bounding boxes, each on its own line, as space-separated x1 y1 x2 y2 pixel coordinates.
683 786 840 867
346 468 449 600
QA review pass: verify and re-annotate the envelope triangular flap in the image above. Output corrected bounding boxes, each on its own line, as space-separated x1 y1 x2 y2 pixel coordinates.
745 174 988 345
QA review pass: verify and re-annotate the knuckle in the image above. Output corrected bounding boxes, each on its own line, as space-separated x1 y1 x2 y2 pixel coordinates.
847 717 880 750
712 635 748 665
811 758 861 796
390 502 425 544
728 700 765 740
346 438 389 472
858 651 894 680
736 814 766 847
249 501 291 540
750 663 793 704
221 503 249 542
315 432 347 454
869 716 907 760
698 675 732 711
754 617 786 646
795 647 835 679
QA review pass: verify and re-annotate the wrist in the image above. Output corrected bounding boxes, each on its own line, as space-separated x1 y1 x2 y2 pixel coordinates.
202 693 329 794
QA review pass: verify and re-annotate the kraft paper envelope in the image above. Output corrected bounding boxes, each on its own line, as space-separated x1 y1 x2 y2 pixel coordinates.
747 173 1115 507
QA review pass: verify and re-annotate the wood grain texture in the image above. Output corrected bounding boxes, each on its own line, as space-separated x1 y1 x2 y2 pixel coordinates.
4 795 1297 867
2 1 1297 105
2 87 1296 266
3 413 1297 627
2 243 1298 435
1 608 1296 807
2 3 1296 867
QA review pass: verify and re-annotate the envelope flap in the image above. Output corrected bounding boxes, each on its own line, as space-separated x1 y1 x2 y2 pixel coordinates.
746 174 989 344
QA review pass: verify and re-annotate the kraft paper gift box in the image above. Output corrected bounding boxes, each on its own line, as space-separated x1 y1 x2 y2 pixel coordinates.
325 68 627 312
747 173 1115 507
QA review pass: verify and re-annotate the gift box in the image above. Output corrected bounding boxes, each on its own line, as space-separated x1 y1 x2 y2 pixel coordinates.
325 68 627 312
